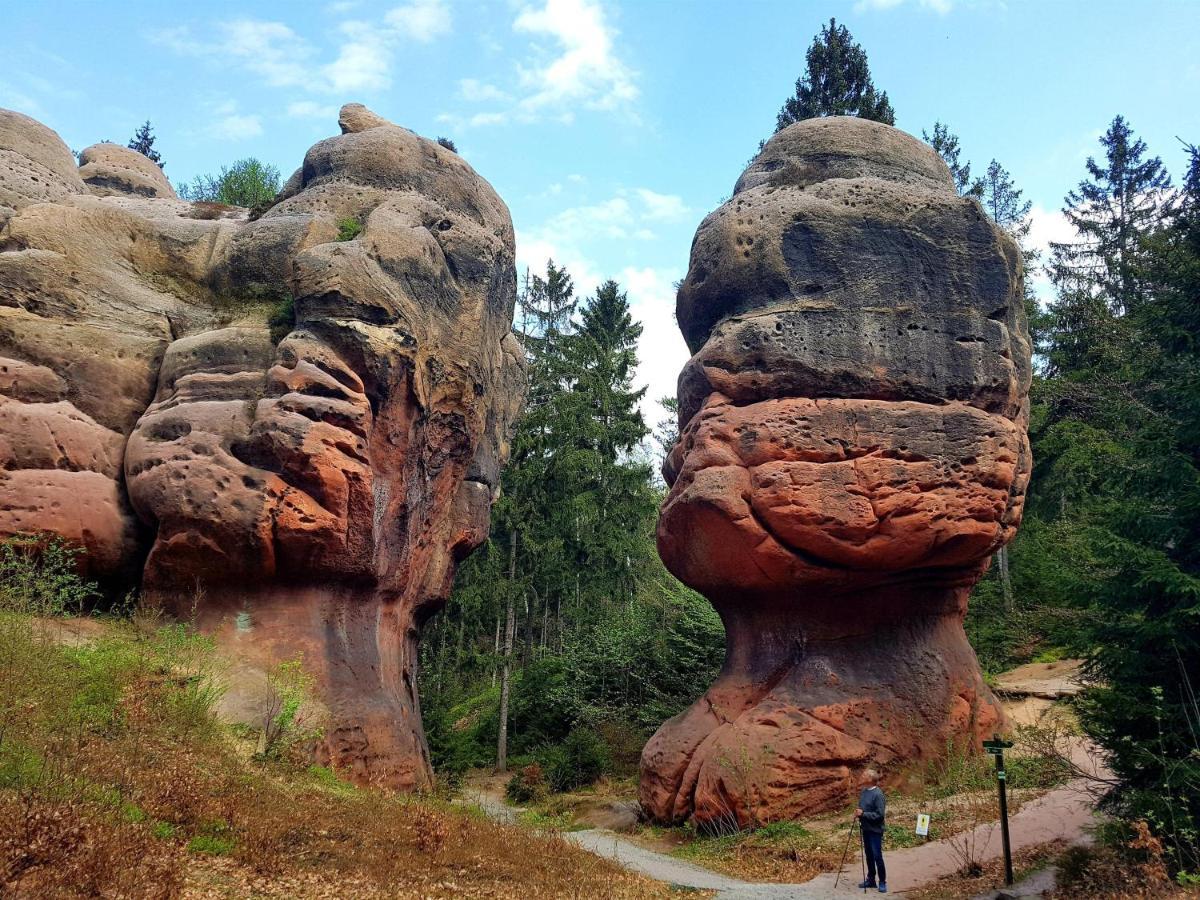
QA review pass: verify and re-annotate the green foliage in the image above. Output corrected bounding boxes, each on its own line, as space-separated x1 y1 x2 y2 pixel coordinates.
267 295 295 344
127 120 163 169
259 656 321 760
436 136 458 153
923 122 979 198
178 157 281 208
775 17 894 132
1008 130 1200 874
336 217 363 241
541 727 610 792
0 535 96 616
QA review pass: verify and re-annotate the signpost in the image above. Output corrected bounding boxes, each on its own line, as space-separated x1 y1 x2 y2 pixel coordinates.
983 735 1015 886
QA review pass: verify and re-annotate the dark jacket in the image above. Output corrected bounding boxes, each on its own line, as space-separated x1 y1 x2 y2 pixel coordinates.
858 785 886 834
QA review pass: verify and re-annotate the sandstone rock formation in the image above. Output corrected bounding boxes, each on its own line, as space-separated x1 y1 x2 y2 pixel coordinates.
640 117 1031 828
0 104 524 789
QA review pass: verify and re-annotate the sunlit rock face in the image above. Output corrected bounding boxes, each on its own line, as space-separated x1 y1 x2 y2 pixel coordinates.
0 104 524 790
640 116 1031 828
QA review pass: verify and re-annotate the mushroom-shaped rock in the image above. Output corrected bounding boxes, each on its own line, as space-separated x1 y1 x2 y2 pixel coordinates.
0 105 525 790
78 142 176 199
639 116 1031 828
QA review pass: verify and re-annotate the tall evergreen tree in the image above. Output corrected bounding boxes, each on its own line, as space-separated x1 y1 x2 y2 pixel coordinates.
775 18 895 133
923 122 979 197
1050 115 1173 313
127 120 163 169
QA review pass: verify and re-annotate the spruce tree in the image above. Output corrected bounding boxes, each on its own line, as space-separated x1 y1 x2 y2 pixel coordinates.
775 18 895 132
127 120 163 169
923 122 979 197
1050 115 1172 313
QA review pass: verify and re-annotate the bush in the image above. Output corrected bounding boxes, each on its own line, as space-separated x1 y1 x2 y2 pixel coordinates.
177 158 281 208
0 535 95 616
336 217 363 241
506 763 546 804
267 295 295 344
542 726 610 792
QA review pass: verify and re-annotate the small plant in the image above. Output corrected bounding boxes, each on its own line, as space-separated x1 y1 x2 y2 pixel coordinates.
336 217 363 241
506 762 546 803
0 535 96 617
267 295 295 344
258 655 322 760
436 136 457 153
411 805 449 854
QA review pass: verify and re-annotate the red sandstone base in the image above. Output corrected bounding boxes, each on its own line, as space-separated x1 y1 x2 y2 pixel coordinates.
639 586 1004 828
153 583 432 791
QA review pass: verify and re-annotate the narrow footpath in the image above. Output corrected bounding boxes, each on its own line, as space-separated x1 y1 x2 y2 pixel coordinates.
463 737 1107 898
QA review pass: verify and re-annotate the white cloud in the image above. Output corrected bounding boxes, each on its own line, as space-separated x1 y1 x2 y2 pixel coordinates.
322 20 393 92
513 0 637 112
440 0 637 129
152 3 451 97
385 0 452 43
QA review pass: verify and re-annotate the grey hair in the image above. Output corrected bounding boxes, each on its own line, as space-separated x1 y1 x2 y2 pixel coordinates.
865 768 880 783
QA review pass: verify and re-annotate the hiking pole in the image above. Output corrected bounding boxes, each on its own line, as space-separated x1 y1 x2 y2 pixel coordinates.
833 819 856 889
860 821 867 894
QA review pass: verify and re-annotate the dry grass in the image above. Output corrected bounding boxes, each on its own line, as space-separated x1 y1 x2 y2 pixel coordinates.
904 840 1068 900
0 602 670 899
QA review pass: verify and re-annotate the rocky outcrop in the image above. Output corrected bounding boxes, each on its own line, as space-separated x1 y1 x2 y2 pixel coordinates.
640 117 1031 828
78 142 176 199
0 105 524 789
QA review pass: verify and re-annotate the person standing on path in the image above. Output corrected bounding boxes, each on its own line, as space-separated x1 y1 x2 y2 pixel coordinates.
855 769 887 893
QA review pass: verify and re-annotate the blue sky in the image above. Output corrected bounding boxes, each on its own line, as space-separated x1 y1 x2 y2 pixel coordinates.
4 0 1199 428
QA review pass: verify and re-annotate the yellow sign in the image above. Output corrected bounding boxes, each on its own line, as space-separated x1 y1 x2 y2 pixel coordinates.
915 813 931 836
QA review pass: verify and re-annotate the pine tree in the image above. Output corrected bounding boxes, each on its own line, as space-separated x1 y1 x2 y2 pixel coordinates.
923 122 979 197
127 120 163 169
775 18 895 132
1050 115 1173 314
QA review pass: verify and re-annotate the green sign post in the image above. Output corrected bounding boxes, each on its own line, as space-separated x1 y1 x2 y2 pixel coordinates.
983 735 1015 886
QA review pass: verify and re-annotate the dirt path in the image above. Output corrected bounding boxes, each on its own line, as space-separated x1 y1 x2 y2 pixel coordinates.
462 740 1106 898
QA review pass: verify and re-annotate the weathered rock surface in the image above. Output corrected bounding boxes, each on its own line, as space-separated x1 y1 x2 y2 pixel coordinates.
640 116 1031 828
78 142 176 199
0 105 524 789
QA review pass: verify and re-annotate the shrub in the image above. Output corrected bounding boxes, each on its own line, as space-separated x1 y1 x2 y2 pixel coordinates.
177 158 281 208
258 656 322 760
506 763 546 804
0 535 96 616
336 217 363 241
267 295 295 344
543 726 610 792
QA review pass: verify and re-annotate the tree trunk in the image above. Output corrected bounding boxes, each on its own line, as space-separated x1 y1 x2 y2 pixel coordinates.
497 530 518 773
491 612 500 689
997 545 1014 613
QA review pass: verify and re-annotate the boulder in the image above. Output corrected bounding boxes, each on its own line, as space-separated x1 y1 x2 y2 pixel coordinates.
0 105 524 790
78 142 176 199
640 116 1031 828
0 108 85 213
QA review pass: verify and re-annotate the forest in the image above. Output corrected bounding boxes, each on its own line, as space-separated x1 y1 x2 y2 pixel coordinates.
419 18 1200 880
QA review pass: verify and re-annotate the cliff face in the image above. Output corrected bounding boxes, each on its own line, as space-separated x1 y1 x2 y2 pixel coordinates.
0 104 524 789
641 117 1031 828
